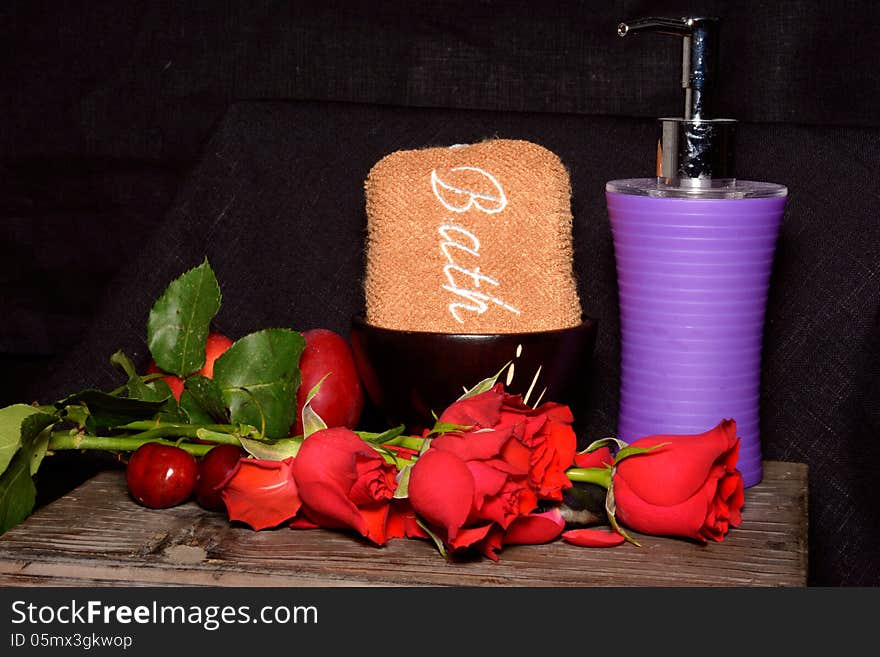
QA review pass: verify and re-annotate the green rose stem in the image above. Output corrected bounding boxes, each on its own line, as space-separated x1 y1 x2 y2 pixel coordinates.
564 467 612 489
115 421 237 435
44 421 245 458
375 434 425 451
47 432 216 457
352 430 425 451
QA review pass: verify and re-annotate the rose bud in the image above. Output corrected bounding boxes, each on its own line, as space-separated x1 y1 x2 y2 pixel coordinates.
613 419 745 543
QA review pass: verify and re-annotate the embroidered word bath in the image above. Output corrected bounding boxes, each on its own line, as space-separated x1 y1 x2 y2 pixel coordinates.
431 166 521 324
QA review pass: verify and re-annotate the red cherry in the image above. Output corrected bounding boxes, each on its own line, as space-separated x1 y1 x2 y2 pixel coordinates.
126 443 198 508
195 444 246 511
146 331 234 401
293 329 364 435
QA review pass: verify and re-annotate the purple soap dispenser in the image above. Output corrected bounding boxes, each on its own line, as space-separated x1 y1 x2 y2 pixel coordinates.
606 17 787 487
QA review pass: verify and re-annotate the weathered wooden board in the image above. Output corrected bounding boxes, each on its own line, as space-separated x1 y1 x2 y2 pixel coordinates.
0 461 808 587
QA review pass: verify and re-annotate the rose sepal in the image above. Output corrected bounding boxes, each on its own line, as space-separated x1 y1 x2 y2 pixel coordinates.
605 474 641 547
456 361 511 401
612 442 670 466
300 374 329 438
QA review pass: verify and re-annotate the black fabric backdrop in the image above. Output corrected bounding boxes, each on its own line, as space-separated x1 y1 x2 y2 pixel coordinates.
1 1 879 586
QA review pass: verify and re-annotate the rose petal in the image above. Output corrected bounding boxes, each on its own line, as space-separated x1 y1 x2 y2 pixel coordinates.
386 500 428 540
476 526 504 561
574 446 613 469
532 401 575 424
448 523 494 551
497 391 533 415
504 509 565 545
293 427 360 494
475 478 528 529
409 449 474 542
614 468 727 543
383 444 420 459
296 482 366 536
289 515 321 530
616 419 740 506
438 387 503 428
499 436 531 473
385 505 405 540
220 457 302 531
358 504 391 545
527 422 576 500
724 471 745 527
466 461 509 509
349 452 397 505
432 425 515 461
562 528 626 547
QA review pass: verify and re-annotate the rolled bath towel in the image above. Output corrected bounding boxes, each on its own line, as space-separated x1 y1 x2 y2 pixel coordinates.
364 139 582 334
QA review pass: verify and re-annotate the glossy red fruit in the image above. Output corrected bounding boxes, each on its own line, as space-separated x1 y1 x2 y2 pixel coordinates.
201 332 234 378
146 332 234 401
126 443 198 509
195 444 246 511
292 329 364 435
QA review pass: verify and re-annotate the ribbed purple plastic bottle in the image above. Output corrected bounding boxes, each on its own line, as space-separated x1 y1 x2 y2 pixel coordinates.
609 16 789 487
607 182 787 487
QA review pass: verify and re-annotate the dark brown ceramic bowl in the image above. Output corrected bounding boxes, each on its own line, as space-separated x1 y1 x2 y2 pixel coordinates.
350 316 598 433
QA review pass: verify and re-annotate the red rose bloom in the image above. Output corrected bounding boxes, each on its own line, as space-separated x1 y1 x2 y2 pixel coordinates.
438 384 577 501
612 419 745 543
407 419 576 559
292 427 397 545
408 427 542 560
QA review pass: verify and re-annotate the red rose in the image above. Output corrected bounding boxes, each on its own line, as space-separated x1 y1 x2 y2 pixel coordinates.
292 427 397 545
219 457 302 530
612 419 745 543
438 384 577 501
408 427 540 560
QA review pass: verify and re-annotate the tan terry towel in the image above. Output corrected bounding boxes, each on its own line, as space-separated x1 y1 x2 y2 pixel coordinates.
364 139 582 334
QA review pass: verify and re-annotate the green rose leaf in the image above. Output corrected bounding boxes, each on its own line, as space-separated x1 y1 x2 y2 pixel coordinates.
61 404 90 430
55 390 168 432
0 451 37 534
184 375 230 424
147 259 222 377
213 329 304 440
110 350 174 403
20 411 58 475
179 390 214 425
0 405 43 476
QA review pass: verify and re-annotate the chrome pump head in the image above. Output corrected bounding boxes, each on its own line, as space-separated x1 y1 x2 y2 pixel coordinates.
618 16 735 186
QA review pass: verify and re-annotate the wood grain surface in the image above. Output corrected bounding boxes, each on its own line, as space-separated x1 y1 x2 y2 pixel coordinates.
0 461 808 587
